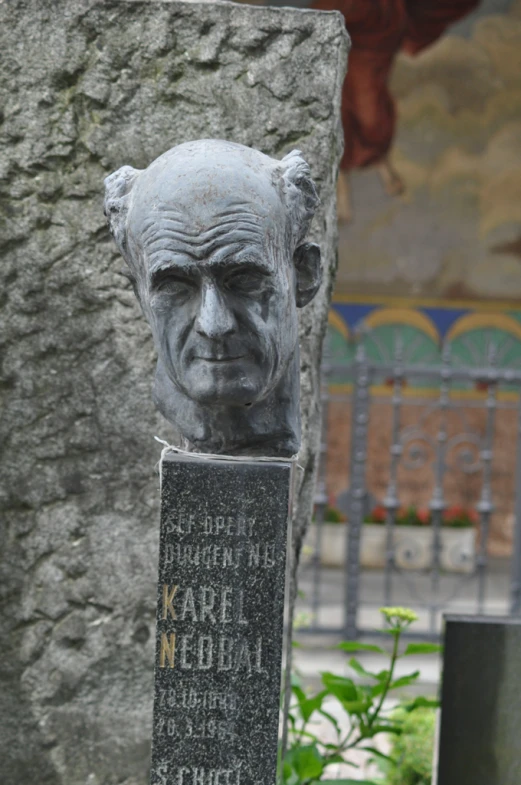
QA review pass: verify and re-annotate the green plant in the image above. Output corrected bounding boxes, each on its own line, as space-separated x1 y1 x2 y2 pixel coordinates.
283 607 441 785
384 706 436 785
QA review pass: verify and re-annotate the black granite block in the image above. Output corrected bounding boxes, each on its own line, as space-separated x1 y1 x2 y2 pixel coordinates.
437 615 521 785
150 454 292 785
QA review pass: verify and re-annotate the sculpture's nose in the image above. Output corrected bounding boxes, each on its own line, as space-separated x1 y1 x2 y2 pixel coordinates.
195 284 236 339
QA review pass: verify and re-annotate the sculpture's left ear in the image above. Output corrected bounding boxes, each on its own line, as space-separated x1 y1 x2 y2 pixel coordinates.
104 165 142 259
294 242 322 307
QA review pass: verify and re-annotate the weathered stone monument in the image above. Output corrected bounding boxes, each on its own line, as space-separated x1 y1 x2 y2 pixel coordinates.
0 2 348 783
104 138 321 782
437 615 521 785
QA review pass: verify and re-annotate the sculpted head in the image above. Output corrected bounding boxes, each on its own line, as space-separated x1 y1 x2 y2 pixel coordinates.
104 140 321 456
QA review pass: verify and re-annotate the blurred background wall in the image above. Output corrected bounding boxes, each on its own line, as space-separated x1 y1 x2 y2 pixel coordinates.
320 0 521 558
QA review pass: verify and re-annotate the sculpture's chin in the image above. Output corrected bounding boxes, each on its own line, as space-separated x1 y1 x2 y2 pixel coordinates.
152 350 300 456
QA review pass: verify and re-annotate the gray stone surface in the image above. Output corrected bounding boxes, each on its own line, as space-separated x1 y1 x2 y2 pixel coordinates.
152 454 291 785
437 615 521 785
104 140 322 457
0 2 347 783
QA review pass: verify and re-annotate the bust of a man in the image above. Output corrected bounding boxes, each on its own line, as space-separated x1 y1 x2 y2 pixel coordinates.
104 139 321 457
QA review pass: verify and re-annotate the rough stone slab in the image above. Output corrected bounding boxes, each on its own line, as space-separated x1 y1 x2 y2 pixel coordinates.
0 2 347 783
152 455 291 785
437 615 521 785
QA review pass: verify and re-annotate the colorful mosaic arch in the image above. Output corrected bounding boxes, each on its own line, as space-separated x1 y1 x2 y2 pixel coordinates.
362 307 440 345
327 295 521 397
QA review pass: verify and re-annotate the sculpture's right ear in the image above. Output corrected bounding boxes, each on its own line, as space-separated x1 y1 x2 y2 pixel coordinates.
103 165 142 257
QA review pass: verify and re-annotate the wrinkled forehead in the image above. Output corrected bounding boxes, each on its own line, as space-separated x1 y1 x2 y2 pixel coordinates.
128 155 287 249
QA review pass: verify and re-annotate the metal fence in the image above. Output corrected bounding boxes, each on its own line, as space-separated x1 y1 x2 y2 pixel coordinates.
301 337 521 640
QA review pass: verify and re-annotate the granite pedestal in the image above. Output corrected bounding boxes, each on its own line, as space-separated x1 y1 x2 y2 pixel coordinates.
437 615 521 785
151 454 292 785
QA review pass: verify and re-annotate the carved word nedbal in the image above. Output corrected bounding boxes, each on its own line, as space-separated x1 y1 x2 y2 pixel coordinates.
159 632 264 674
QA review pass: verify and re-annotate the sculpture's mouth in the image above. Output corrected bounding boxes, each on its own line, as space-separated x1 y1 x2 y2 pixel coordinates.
193 355 246 363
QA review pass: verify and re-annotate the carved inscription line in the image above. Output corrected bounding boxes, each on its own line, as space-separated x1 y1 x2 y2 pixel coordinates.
158 687 238 711
163 542 276 570
160 631 264 673
155 763 243 785
165 515 256 538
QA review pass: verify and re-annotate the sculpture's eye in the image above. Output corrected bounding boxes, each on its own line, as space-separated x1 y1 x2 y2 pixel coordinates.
155 274 196 299
224 268 269 295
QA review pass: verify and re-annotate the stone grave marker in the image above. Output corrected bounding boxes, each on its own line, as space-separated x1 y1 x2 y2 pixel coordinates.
0 3 347 782
153 456 291 785
104 139 323 783
437 614 521 785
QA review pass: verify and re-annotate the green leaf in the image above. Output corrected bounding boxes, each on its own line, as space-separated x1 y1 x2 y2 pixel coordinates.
348 658 387 681
321 673 374 716
402 642 443 656
291 684 306 700
363 747 397 765
342 699 373 716
282 761 300 785
364 723 403 737
401 696 440 712
288 744 324 780
290 729 323 743
337 641 386 654
321 672 358 702
326 755 360 769
388 671 421 690
369 680 391 698
298 690 327 722
324 753 346 765
365 747 395 777
321 744 359 766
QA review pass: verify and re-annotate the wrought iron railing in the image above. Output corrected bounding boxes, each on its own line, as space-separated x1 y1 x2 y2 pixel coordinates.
303 340 521 640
